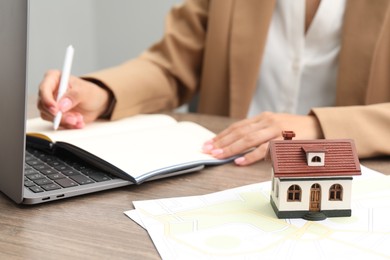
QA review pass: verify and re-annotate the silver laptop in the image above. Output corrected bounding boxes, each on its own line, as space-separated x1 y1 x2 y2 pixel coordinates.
0 0 132 204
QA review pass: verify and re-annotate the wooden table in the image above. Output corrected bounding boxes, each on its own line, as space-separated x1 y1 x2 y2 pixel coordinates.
0 100 389 260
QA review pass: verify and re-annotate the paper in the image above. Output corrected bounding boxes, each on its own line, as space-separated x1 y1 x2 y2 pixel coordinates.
125 165 390 259
26 114 224 182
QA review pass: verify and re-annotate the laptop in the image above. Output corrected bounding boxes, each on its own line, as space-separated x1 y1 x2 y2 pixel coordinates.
0 0 133 205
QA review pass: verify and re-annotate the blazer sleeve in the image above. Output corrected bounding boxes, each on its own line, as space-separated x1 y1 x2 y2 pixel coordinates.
311 103 390 158
84 0 209 120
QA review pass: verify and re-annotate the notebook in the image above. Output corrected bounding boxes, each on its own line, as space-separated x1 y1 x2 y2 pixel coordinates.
26 114 236 185
0 0 209 205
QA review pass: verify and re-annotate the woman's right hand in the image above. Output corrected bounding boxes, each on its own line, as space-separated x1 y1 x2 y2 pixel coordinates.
37 70 111 129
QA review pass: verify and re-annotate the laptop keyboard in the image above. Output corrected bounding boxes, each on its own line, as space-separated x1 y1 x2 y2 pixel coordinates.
25 147 117 193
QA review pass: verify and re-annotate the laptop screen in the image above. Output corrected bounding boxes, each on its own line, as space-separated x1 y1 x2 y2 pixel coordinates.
0 0 29 203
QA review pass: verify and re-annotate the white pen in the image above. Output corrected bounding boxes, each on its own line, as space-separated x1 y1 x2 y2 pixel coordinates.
53 45 74 130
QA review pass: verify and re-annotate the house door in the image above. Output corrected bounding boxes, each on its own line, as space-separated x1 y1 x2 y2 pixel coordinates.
309 183 321 211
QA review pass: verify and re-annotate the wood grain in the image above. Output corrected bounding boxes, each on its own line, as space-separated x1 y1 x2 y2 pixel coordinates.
0 96 387 259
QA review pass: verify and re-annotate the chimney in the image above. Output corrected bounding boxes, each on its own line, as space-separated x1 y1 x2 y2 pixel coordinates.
282 131 295 140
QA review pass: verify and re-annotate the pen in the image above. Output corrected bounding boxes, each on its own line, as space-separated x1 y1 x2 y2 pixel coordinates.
53 45 74 130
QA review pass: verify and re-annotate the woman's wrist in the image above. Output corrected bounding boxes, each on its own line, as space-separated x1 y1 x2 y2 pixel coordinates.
82 77 116 119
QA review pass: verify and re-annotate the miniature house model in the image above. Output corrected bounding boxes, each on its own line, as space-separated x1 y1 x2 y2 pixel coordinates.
267 131 361 221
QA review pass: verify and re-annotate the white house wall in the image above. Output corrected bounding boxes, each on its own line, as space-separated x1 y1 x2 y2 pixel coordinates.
270 177 280 208
271 177 353 212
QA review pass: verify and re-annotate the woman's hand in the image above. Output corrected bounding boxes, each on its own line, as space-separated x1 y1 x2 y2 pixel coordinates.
37 70 111 129
202 112 323 166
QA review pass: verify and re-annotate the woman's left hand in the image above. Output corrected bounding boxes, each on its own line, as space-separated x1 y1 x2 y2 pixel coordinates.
202 112 323 166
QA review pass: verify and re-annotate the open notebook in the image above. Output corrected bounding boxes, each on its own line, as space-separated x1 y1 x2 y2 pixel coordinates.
27 114 235 184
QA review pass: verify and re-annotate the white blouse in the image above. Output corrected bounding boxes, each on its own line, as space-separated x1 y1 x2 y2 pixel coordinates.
247 0 347 117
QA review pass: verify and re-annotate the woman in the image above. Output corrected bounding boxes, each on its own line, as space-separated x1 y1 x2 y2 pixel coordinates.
38 0 390 165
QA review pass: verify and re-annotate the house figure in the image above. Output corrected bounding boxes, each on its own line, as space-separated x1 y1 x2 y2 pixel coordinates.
267 131 361 221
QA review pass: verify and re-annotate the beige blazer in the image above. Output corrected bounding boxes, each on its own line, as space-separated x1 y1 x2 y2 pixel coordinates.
87 0 390 158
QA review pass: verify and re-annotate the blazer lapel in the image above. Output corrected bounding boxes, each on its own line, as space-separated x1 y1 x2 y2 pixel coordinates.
336 0 390 105
229 0 276 118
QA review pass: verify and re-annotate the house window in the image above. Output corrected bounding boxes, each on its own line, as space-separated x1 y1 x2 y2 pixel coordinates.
329 184 343 201
287 185 301 201
311 156 322 163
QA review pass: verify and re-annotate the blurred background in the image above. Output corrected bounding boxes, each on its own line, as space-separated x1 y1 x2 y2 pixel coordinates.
28 0 183 95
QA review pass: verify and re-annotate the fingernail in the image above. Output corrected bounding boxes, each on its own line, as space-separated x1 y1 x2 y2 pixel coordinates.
58 98 72 112
76 113 84 122
204 139 213 145
76 114 85 128
234 157 246 165
75 121 85 129
202 144 214 152
64 115 78 125
211 149 223 156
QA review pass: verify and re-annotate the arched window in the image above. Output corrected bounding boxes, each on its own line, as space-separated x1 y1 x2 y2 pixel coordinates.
329 184 343 201
287 185 301 201
311 156 322 163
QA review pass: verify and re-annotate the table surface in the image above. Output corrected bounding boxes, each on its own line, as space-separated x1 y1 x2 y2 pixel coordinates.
0 99 389 260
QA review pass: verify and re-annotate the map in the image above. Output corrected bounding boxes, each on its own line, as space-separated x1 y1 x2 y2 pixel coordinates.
125 166 390 259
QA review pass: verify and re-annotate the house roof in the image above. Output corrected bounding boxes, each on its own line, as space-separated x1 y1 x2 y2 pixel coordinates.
267 139 361 178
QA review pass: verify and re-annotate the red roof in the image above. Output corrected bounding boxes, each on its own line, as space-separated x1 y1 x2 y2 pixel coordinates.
267 139 361 178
